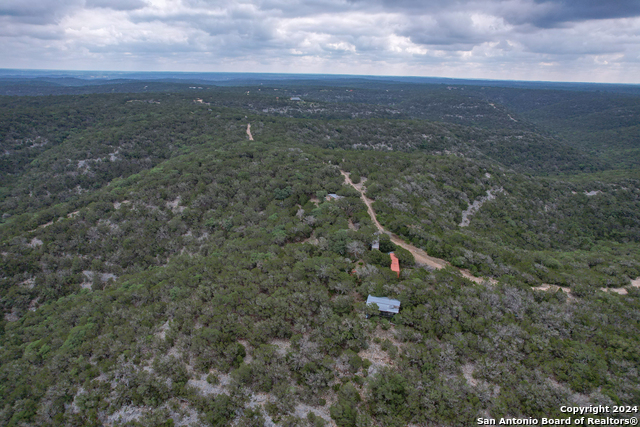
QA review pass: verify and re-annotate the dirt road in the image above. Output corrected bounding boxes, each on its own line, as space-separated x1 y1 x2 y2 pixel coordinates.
340 171 640 292
340 170 489 284
246 123 254 141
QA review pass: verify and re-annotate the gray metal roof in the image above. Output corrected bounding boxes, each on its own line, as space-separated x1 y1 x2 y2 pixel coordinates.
371 232 380 250
366 295 401 314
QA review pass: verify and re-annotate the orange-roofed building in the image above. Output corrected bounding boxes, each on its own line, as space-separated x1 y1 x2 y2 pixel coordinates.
390 253 400 277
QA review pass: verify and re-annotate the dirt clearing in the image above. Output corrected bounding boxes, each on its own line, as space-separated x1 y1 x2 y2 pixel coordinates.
246 123 254 140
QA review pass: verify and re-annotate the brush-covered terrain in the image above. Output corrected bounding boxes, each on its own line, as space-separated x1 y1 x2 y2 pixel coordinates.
1 78 639 427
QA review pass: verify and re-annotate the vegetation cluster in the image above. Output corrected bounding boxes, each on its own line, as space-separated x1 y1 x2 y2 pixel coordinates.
0 79 639 426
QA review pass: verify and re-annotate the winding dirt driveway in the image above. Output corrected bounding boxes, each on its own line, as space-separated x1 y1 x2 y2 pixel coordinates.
340 170 491 284
246 123 254 141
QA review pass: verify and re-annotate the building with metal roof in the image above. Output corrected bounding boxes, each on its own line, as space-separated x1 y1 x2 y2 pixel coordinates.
366 295 401 315
371 232 380 250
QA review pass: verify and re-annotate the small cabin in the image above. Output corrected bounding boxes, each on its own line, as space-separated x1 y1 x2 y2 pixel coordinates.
366 295 401 316
326 193 344 201
290 97 301 101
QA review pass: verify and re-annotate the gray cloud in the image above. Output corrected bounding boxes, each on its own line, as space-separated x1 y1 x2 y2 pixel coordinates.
526 0 640 26
86 0 147 11
368 0 640 27
0 0 83 24
399 13 501 50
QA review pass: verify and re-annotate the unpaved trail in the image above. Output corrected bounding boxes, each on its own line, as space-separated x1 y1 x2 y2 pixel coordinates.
340 170 491 284
532 284 574 300
246 123 253 141
533 278 640 297
599 277 640 295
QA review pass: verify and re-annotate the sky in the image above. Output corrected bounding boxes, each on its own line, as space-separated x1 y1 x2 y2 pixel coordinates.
1 0 640 83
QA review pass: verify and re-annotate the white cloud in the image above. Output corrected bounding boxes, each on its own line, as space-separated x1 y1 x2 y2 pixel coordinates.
0 0 640 82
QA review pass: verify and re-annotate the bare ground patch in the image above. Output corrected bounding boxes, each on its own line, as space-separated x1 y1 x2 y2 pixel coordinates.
187 372 231 396
154 320 171 340
532 284 574 300
294 403 336 427
4 308 19 322
535 279 640 297
459 188 504 227
27 238 43 248
358 327 399 377
166 197 184 213
113 200 130 210
269 339 292 356
462 363 479 387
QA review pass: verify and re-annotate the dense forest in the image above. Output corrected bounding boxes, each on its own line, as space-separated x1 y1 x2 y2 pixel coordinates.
1 77 639 426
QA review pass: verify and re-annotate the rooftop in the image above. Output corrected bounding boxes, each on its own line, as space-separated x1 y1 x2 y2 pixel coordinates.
366 295 401 314
390 252 400 277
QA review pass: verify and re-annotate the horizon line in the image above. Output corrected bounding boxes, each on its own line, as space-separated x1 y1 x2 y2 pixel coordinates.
1 68 639 87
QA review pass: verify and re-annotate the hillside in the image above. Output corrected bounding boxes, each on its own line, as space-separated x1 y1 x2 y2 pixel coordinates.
1 80 639 427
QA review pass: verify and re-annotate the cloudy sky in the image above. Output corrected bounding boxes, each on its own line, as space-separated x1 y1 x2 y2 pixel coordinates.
1 0 640 83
